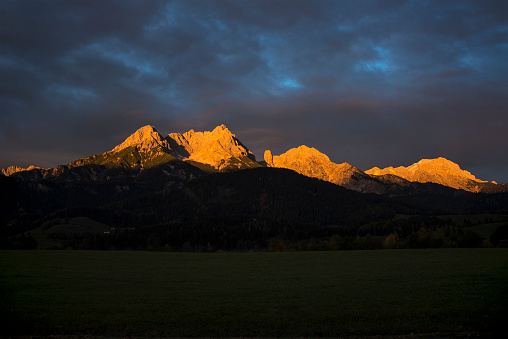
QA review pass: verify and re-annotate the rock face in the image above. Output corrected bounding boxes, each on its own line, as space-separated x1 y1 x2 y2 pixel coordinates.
112 125 170 153
1 165 40 176
67 125 177 170
264 145 384 193
167 124 258 171
366 157 492 192
73 124 259 172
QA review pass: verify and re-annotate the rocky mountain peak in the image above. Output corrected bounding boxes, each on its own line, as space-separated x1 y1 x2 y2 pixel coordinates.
1 165 40 176
411 157 480 179
366 157 490 191
213 124 229 132
264 146 384 192
265 145 331 168
294 145 331 161
111 125 169 153
166 124 257 170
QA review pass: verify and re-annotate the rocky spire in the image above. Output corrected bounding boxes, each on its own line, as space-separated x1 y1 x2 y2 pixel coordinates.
264 150 274 166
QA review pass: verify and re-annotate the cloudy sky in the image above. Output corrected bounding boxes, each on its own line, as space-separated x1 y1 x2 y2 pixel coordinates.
1 0 507 182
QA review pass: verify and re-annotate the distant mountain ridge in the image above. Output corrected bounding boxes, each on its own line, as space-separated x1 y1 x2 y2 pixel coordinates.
366 157 502 193
263 146 507 194
1 165 41 176
2 124 506 193
264 145 385 193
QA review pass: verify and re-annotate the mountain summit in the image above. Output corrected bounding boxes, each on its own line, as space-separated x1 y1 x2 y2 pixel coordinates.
264 145 385 193
167 124 258 171
112 125 170 153
68 125 177 170
94 124 258 171
366 157 493 192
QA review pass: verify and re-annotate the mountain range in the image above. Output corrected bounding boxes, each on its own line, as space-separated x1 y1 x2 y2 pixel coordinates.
2 124 508 250
3 124 505 194
2 125 259 178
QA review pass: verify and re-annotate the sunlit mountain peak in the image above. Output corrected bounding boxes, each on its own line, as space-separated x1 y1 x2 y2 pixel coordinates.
111 125 169 153
265 146 383 193
167 124 258 171
366 157 491 192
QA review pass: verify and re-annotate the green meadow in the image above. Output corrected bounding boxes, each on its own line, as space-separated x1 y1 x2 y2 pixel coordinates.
1 249 507 337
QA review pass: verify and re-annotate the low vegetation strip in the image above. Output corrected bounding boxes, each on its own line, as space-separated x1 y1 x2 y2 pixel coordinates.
1 249 507 337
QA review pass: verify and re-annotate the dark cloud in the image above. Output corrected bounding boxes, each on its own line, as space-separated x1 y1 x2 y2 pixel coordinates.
1 0 507 182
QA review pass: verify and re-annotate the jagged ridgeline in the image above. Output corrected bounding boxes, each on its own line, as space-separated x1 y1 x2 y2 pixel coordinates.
3 124 507 192
264 147 506 194
3 125 260 179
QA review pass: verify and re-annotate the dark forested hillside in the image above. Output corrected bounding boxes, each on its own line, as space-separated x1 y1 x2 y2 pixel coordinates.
2 165 508 250
59 168 407 248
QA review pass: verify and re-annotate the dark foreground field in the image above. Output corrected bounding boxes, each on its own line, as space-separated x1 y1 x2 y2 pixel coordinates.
1 249 507 337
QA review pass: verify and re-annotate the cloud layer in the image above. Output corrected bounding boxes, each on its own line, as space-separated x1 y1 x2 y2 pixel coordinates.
1 0 507 182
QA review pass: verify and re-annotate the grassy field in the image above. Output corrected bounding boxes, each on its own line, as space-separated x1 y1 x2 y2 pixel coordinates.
1 249 507 337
